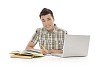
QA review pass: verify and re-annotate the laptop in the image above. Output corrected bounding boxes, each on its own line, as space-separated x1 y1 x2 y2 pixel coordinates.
51 34 90 58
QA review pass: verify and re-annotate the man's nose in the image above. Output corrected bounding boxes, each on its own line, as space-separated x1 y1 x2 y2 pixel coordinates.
45 21 49 24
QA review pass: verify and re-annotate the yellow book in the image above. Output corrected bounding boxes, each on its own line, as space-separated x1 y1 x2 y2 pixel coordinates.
10 54 33 59
10 49 44 59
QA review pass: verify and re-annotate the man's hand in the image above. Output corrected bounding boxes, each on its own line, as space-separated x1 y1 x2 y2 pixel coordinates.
40 49 50 55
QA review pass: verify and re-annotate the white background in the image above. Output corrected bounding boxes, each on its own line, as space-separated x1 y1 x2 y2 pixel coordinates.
0 0 100 67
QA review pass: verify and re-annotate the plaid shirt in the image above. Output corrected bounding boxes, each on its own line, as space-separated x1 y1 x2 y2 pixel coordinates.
31 24 67 50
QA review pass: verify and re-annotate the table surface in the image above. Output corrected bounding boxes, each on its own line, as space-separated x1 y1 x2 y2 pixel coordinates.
0 52 99 67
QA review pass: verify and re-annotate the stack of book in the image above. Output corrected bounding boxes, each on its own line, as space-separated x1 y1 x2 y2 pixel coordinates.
10 49 44 59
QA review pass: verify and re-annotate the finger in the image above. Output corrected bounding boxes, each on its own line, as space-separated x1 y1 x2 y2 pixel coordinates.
44 50 49 54
40 49 47 55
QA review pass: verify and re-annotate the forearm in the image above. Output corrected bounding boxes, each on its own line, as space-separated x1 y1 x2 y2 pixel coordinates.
25 46 33 50
49 50 63 54
25 41 34 50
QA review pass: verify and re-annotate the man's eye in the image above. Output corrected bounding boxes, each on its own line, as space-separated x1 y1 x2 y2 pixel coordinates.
47 18 51 21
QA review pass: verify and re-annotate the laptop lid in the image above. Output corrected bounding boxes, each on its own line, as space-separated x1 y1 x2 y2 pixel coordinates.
62 35 90 57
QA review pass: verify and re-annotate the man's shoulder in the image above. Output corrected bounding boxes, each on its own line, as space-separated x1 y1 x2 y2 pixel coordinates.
56 27 67 34
35 27 43 33
36 28 42 31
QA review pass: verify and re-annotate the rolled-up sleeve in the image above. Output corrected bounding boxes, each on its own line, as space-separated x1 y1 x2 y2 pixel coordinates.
30 28 40 46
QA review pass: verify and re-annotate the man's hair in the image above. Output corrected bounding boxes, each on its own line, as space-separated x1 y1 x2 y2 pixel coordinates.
39 8 54 19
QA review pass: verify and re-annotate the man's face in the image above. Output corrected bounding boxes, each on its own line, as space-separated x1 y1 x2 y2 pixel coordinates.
40 14 54 31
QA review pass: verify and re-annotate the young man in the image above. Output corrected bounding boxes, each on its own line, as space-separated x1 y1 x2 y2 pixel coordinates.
25 8 67 55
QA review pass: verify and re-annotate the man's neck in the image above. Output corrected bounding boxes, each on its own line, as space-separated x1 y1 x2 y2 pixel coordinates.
47 27 54 32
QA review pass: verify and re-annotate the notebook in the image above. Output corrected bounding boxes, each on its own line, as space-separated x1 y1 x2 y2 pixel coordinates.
10 49 44 59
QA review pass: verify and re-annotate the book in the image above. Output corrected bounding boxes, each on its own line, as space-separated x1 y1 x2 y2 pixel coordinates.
10 49 44 59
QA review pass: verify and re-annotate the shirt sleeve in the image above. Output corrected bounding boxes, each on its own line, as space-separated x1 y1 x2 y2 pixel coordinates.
30 28 40 46
65 30 67 34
